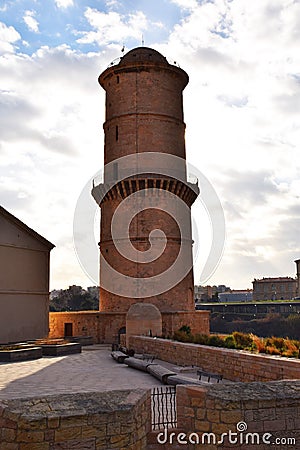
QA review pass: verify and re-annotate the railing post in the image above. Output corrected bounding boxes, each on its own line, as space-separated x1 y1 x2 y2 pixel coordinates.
151 386 177 430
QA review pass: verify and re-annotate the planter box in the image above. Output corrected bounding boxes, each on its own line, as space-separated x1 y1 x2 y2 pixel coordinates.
67 336 94 346
41 342 81 356
0 346 42 362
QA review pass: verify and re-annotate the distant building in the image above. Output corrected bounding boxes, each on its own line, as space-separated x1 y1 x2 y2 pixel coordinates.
194 284 232 302
252 260 300 301
194 285 212 302
296 259 300 297
0 206 54 344
212 285 231 296
252 277 297 301
219 289 253 303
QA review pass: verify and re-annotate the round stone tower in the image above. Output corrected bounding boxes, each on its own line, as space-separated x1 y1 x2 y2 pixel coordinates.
99 47 188 167
92 47 199 314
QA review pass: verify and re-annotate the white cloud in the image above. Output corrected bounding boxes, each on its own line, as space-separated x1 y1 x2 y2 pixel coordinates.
1 0 300 290
156 0 300 287
54 0 74 9
0 44 108 288
105 0 120 8
23 10 39 33
0 21 21 54
77 8 148 46
170 0 198 10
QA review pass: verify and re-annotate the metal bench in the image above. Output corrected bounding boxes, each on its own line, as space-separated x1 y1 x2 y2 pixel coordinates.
111 343 135 357
197 370 223 383
142 353 156 363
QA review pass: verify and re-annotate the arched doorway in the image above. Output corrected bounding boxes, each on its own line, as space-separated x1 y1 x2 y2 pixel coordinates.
118 326 126 344
126 303 162 347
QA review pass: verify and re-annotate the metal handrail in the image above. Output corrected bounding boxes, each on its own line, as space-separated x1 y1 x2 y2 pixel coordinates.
107 57 122 68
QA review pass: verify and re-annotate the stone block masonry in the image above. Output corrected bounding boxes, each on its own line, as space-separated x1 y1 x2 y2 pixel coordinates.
49 311 127 344
173 381 300 450
0 389 150 450
129 336 300 382
49 310 209 344
0 361 299 449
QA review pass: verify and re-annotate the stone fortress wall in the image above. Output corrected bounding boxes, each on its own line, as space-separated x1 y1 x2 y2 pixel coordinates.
1 379 299 449
129 336 300 382
49 310 210 344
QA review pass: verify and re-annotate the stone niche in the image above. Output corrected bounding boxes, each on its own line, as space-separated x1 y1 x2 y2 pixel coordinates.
126 302 162 347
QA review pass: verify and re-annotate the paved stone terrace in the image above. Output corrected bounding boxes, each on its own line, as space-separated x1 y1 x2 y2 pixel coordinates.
0 344 204 400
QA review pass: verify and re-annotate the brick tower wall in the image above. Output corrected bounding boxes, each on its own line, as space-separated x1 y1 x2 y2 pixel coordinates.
99 190 195 312
100 59 188 166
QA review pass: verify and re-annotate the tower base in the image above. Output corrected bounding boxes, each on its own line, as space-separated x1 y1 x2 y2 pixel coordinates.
49 310 210 344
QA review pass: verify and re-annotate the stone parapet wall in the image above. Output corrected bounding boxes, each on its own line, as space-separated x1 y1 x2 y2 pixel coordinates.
148 381 300 449
0 389 150 450
173 381 300 450
129 336 300 382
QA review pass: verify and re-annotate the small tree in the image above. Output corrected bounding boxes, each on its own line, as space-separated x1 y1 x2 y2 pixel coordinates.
179 325 191 335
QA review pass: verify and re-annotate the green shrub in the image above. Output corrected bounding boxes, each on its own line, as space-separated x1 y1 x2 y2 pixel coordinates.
171 329 300 358
270 337 285 351
179 325 191 335
173 330 191 343
292 339 300 349
193 334 209 345
265 346 281 356
282 348 299 358
251 334 266 353
281 338 299 358
208 335 224 347
224 335 236 349
232 331 254 349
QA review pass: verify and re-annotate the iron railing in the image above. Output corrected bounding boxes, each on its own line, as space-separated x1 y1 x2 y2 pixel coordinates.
151 386 177 430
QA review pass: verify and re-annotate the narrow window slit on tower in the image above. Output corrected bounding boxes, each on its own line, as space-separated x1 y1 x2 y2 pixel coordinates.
116 125 119 141
125 180 130 196
119 183 125 198
117 75 119 84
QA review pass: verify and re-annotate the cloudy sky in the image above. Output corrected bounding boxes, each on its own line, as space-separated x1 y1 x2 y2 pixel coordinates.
1 0 299 291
